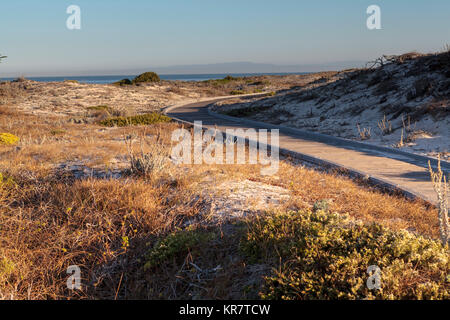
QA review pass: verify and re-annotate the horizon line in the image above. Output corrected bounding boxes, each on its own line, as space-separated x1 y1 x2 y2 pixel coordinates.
0 71 319 80
0 60 366 78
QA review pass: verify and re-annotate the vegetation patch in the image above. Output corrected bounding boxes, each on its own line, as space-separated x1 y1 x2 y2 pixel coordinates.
0 133 19 145
144 227 216 270
86 105 111 112
113 78 132 86
241 210 449 300
204 75 241 86
126 135 170 177
224 106 271 117
251 80 271 86
0 172 17 189
230 90 247 95
132 72 161 84
99 113 172 127
50 129 67 136
0 257 15 281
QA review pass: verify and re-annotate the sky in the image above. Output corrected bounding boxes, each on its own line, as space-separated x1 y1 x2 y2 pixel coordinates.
0 0 449 76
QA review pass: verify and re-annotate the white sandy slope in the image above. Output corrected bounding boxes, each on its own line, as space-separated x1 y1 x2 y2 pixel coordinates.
213 53 450 160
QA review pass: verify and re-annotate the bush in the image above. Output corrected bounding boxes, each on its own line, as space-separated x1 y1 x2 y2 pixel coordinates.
230 90 247 95
99 113 171 127
0 257 15 282
125 135 170 177
114 78 132 86
241 210 449 300
86 105 111 112
144 227 216 270
0 172 17 189
224 106 271 117
50 129 66 136
0 133 19 145
132 72 160 84
204 76 241 86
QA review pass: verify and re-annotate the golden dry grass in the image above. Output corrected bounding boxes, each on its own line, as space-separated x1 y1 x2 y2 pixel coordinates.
0 96 444 299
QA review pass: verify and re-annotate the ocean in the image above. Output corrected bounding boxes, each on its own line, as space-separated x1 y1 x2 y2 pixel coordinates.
0 73 308 84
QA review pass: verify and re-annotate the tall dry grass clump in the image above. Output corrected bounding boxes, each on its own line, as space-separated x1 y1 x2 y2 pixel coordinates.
125 130 170 178
428 156 449 245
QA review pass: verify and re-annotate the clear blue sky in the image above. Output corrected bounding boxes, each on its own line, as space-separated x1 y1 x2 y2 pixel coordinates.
1 0 449 76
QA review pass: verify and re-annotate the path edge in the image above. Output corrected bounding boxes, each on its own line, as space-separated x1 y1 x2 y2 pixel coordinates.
164 96 443 205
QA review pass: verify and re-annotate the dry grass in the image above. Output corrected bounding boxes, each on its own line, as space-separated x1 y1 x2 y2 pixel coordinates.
428 156 450 245
0 75 312 118
0 89 445 299
357 125 371 140
378 115 393 135
0 175 202 299
126 130 171 178
257 161 440 238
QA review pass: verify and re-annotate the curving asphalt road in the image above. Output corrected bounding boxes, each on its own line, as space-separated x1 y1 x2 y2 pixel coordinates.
166 96 449 205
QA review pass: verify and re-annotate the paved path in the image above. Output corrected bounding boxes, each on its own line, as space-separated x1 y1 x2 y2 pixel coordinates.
166 97 449 205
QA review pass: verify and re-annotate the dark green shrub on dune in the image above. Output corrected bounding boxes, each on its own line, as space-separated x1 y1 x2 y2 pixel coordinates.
114 78 132 86
99 112 171 127
132 72 161 84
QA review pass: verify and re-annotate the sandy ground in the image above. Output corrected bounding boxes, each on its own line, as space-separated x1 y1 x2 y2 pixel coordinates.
212 52 450 160
0 74 324 118
0 80 200 117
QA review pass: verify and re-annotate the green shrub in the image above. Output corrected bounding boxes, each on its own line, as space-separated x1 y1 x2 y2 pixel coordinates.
0 172 17 188
224 106 271 117
313 199 329 212
203 76 241 86
144 227 216 270
86 105 111 112
241 210 449 300
114 78 132 86
230 90 247 95
132 72 160 84
99 113 171 127
0 133 19 145
50 129 66 136
0 257 15 281
224 75 236 81
252 80 271 86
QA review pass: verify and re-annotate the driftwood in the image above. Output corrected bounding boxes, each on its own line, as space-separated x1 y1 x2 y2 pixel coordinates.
366 52 423 70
